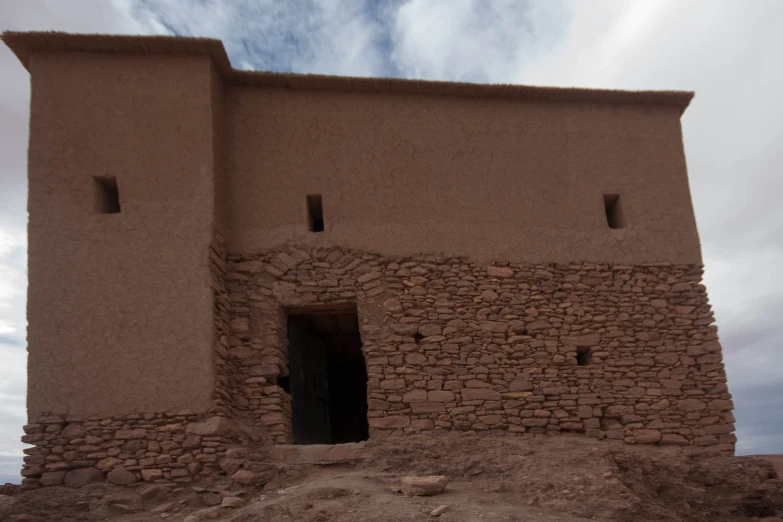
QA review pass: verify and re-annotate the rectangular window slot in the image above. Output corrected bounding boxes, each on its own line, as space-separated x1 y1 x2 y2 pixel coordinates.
576 347 592 366
94 177 121 214
307 194 324 232
603 194 625 229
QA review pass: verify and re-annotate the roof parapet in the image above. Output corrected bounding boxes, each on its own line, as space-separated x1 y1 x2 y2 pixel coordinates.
2 31 694 113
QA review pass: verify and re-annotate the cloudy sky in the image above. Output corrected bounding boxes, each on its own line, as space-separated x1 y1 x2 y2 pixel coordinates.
1 0 781 483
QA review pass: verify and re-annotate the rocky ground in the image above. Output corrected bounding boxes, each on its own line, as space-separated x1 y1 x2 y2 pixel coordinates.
1 433 781 521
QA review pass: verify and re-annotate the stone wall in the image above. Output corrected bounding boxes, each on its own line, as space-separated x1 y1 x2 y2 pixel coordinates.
222 247 735 453
222 257 292 444
20 245 735 488
20 413 249 488
210 231 236 419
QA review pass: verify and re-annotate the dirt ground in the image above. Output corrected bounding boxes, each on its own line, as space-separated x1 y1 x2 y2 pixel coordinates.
1 433 781 522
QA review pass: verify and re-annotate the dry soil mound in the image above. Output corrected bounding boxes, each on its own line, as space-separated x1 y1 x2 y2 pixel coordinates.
1 433 781 521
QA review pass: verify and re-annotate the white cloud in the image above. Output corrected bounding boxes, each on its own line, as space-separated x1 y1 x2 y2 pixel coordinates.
388 0 564 82
129 0 387 76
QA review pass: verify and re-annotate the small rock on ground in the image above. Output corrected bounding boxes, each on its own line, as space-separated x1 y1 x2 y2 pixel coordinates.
401 476 448 496
221 496 244 508
63 468 104 488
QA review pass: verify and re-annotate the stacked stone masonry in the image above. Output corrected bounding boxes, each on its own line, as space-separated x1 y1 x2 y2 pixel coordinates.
21 246 735 487
20 413 249 488
211 232 234 419
222 247 735 451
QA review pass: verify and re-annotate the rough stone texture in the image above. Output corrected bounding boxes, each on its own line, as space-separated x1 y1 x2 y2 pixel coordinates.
39 471 65 486
63 467 104 488
106 467 137 485
221 496 245 508
401 475 448 496
20 412 249 486
217 248 733 453
230 469 261 486
266 442 366 463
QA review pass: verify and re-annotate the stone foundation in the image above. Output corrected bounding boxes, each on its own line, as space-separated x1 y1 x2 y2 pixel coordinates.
19 413 254 489
21 246 735 487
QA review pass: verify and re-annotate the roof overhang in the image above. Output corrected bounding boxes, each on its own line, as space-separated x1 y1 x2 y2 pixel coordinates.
2 31 694 114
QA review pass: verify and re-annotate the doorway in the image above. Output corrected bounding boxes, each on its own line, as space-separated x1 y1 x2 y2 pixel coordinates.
286 308 369 445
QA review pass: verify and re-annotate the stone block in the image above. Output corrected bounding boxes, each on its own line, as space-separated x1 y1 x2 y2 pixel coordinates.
401 475 448 496
708 400 733 411
678 399 707 412
141 469 164 482
509 380 533 392
428 390 455 402
487 266 513 278
562 333 601 347
219 458 244 476
462 389 501 401
39 471 66 486
114 429 146 440
660 434 689 446
231 469 261 486
107 467 138 485
64 467 104 488
61 424 87 440
403 389 428 403
411 402 445 413
369 415 411 429
96 457 123 471
634 429 662 444
221 497 245 508
480 321 507 333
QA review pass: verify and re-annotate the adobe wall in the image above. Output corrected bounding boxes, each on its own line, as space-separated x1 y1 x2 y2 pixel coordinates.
224 88 701 265
25 53 219 417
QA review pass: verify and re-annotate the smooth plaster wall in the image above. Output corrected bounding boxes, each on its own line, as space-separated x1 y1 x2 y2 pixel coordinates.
225 88 701 264
26 53 218 417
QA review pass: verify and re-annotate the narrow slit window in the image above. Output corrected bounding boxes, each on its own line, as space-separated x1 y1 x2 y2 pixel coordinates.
307 194 324 232
94 177 121 214
576 347 592 366
603 194 625 229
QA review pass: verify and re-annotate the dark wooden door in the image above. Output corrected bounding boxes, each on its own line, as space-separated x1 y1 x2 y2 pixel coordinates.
288 316 331 444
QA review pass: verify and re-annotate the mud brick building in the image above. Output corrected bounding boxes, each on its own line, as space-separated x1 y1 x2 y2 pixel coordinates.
3 32 735 488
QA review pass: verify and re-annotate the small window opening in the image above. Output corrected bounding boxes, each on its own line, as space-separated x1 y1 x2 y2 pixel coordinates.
413 332 424 344
307 194 324 232
603 194 625 229
576 347 592 366
94 177 121 214
278 374 290 394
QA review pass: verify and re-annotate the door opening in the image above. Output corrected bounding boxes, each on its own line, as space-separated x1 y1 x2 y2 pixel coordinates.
286 308 369 445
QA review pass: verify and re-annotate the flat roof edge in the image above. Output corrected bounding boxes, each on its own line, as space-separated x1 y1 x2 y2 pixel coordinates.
2 31 694 113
